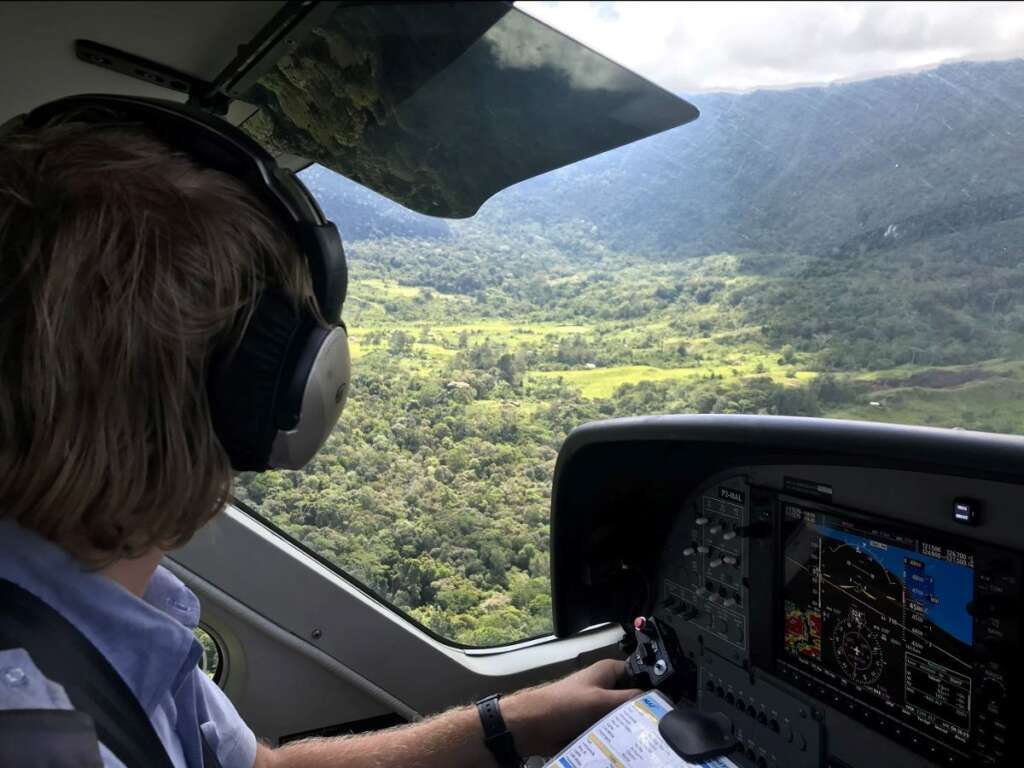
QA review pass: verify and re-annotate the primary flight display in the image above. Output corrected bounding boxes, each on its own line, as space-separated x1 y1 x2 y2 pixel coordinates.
780 502 975 752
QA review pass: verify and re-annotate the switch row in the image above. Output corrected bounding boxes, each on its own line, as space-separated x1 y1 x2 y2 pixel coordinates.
694 517 739 541
682 544 740 565
703 680 805 751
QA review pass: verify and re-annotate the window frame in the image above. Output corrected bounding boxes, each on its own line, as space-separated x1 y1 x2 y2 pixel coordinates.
195 622 227 685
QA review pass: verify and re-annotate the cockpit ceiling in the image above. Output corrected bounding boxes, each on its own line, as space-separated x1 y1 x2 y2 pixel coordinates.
0 1 284 124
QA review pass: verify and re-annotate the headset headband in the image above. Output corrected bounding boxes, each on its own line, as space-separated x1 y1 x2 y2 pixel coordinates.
23 94 348 322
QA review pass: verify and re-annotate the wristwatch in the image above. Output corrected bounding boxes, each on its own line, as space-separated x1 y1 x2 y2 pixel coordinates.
475 693 524 768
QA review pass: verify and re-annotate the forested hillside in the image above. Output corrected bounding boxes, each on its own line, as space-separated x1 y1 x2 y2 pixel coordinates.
237 58 1024 646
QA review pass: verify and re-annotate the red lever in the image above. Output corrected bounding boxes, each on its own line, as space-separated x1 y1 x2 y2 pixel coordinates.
634 616 647 631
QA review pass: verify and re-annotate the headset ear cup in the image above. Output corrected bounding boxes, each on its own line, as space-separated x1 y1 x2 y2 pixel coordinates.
268 324 351 470
208 290 305 472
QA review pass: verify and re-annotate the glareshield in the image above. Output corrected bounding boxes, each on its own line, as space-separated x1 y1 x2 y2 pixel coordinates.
229 2 699 217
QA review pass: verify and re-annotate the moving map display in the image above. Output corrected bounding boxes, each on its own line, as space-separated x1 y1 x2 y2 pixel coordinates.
780 502 976 752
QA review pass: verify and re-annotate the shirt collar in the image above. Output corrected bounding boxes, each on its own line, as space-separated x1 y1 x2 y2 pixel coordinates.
0 519 202 713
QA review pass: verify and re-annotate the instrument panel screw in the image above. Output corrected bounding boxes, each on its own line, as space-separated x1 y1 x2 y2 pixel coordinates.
311 628 323 640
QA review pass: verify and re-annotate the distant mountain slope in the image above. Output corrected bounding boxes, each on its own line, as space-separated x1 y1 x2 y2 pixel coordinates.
311 58 1024 259
480 58 1024 257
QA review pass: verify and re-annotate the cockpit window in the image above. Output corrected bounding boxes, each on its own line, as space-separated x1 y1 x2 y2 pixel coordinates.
235 3 1024 647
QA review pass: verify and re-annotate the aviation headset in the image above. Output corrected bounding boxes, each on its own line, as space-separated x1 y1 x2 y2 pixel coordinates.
20 95 352 472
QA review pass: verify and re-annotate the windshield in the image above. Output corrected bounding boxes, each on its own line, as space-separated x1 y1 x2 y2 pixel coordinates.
235 1 1024 647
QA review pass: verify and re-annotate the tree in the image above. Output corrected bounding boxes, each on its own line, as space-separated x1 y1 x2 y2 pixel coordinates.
389 330 413 355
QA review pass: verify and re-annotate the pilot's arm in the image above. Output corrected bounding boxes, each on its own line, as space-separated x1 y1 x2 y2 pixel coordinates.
254 659 640 768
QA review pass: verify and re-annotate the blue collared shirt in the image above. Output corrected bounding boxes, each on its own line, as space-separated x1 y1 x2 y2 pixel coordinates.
0 519 257 768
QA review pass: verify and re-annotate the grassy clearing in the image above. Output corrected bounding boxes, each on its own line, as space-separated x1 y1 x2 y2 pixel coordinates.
351 287 817 398
359 278 423 299
346 278 477 327
528 366 697 398
410 342 457 360
528 362 813 399
831 368 1024 434
354 318 594 354
348 274 1024 435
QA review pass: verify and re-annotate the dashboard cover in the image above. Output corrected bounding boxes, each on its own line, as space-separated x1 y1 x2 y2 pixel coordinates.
550 415 1024 637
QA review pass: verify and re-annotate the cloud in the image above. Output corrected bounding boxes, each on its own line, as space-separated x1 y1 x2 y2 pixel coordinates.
517 1 1024 92
484 8 634 92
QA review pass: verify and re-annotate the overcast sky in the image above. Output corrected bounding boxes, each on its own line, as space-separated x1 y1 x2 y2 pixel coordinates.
518 1 1024 92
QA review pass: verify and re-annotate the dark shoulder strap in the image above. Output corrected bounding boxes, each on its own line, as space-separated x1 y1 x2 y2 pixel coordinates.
0 709 105 768
0 578 175 768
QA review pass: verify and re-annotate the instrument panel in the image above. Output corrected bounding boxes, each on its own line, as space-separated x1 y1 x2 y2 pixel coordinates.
655 475 1020 767
779 500 985 759
550 416 1024 768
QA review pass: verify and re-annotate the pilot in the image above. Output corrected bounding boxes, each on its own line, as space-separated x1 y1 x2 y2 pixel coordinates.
0 109 640 766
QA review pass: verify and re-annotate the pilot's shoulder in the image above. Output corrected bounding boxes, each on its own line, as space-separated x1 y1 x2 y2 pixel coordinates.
0 648 125 767
0 647 73 710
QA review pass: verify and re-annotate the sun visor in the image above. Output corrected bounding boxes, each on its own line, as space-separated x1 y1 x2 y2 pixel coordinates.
223 2 699 218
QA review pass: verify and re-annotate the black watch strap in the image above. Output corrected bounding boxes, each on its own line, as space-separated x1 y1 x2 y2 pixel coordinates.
476 694 523 768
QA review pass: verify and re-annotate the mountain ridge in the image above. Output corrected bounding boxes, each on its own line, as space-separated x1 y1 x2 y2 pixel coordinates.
304 57 1024 260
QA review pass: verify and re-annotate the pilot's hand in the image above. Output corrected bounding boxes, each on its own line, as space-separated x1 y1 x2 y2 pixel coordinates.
501 658 643 758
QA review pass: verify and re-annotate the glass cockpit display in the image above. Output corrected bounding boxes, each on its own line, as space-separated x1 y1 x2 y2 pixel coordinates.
780 501 975 753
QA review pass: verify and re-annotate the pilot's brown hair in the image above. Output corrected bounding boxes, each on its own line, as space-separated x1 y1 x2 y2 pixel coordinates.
0 119 306 564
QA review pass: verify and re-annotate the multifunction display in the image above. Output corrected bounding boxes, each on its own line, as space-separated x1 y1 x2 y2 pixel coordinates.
780 501 975 755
